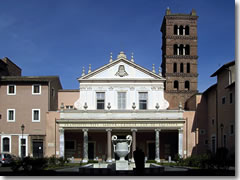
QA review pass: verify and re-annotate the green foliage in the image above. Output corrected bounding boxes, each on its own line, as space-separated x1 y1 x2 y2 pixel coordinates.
87 160 99 163
146 160 156 163
10 157 22 172
48 155 58 165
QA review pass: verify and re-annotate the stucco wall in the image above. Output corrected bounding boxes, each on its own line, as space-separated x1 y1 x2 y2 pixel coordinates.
58 91 79 110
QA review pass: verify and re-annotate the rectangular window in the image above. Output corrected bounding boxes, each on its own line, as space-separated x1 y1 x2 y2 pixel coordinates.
32 109 40 122
7 109 15 122
21 138 26 157
212 119 215 126
200 129 206 135
118 92 126 110
3 137 10 152
222 97 225 104
96 92 105 110
19 136 28 157
230 93 233 104
32 84 41 95
139 92 148 110
7 85 16 95
211 136 216 153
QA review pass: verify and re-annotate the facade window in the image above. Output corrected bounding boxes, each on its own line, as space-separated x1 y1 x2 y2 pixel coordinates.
200 129 206 135
139 92 148 110
7 85 16 95
118 92 126 110
32 84 41 95
185 45 190 55
7 109 15 122
205 140 208 145
19 136 28 157
179 25 183 35
185 25 189 35
230 124 234 135
185 81 190 90
211 136 216 153
229 92 233 104
66 105 74 109
32 109 40 122
174 80 179 90
20 138 26 157
173 63 177 73
174 44 178 55
51 88 55 97
187 63 190 73
179 44 184 55
222 97 226 104
212 119 215 126
180 63 184 73
3 137 10 152
174 25 178 35
65 141 75 150
96 92 105 110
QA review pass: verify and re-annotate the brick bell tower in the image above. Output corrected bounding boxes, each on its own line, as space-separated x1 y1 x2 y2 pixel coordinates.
161 8 199 109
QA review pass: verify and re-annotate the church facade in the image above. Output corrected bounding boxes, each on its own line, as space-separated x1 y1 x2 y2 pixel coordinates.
0 8 235 163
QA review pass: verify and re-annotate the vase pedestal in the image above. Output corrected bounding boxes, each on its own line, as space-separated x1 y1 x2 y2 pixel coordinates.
116 160 128 170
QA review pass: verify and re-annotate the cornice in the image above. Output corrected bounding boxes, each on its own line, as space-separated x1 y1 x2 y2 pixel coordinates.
164 55 198 59
165 73 198 77
165 90 198 94
165 16 198 20
165 35 198 40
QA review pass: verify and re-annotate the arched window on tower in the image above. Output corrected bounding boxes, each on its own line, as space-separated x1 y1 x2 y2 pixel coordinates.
185 81 190 90
185 25 189 35
180 63 184 73
174 44 178 55
185 45 190 55
179 25 184 35
174 80 179 90
174 25 178 35
173 63 177 73
179 44 184 55
187 63 190 73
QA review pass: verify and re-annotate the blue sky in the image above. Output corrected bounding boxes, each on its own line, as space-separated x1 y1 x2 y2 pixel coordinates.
0 0 235 92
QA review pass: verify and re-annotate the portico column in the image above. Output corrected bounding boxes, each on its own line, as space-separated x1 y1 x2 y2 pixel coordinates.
183 45 186 55
177 26 180 35
106 128 112 162
82 128 88 163
131 128 137 162
178 128 183 157
183 26 185 35
59 128 65 157
155 129 161 162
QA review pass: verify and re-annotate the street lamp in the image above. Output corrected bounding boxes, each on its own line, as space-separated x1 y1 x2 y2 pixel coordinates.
21 124 25 159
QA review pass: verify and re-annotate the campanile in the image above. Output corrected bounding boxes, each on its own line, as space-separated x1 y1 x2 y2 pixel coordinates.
161 8 199 109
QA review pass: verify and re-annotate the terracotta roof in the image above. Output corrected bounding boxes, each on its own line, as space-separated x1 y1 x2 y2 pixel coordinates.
210 61 235 77
58 89 79 92
0 76 60 82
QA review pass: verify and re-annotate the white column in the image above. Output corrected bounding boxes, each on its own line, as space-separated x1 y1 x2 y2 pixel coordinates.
59 128 65 157
183 45 186 55
178 128 183 157
131 128 137 162
82 129 88 163
106 128 112 162
183 26 185 35
155 129 161 162
177 26 180 35
177 45 180 55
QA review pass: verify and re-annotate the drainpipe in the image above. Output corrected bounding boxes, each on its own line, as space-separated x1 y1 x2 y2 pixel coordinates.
216 88 218 150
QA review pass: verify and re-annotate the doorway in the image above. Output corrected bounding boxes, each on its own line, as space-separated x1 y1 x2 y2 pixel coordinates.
148 142 155 160
88 142 95 160
33 141 43 158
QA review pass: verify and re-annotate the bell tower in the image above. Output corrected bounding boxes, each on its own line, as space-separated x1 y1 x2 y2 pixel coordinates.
161 8 199 109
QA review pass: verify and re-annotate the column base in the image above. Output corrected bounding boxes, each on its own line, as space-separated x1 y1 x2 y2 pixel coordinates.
155 158 160 163
82 159 88 163
106 159 112 163
131 158 135 163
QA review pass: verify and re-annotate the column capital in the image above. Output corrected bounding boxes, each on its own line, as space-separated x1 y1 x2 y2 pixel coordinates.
59 128 64 133
82 128 88 132
106 128 112 132
155 129 161 132
131 128 137 132
178 127 183 132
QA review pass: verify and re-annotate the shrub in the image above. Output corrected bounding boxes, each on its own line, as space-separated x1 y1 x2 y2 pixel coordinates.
58 157 69 166
48 155 58 165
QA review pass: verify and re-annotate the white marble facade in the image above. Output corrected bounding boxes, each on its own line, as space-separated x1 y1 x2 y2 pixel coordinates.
74 52 169 111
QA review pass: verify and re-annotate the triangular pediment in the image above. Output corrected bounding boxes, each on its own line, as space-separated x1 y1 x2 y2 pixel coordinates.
79 58 164 81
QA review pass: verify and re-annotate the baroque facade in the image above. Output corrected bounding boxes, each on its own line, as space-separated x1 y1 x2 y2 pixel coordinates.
0 9 235 162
